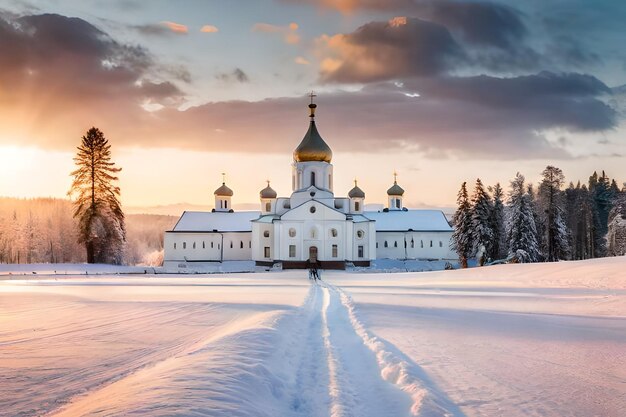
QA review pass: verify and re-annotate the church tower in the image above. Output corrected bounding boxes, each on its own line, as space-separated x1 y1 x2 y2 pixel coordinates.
213 174 234 212
291 93 334 194
387 172 405 211
259 181 277 214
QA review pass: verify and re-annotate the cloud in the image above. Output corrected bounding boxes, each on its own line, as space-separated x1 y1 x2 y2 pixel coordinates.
161 21 188 34
295 56 310 65
215 68 250 83
200 24 219 33
133 23 173 36
252 22 300 44
317 16 465 83
0 12 184 144
84 72 615 160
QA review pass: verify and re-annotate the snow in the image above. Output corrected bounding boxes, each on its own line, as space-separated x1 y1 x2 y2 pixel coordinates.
1 257 624 417
172 210 261 232
363 210 452 231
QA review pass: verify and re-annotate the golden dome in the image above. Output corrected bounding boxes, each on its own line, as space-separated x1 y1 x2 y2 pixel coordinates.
293 102 332 163
260 181 277 199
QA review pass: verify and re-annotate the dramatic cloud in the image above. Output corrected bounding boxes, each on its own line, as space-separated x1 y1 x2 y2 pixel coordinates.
215 68 250 83
104 72 617 160
200 24 219 33
317 16 465 83
161 21 188 34
252 22 300 44
0 12 184 144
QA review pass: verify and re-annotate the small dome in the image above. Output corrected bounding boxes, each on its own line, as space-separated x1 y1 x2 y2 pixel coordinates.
293 101 332 163
214 182 233 196
260 182 277 199
348 180 365 198
387 182 404 196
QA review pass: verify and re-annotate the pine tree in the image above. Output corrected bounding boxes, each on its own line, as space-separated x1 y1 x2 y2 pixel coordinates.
68 127 125 264
451 182 473 268
527 183 544 261
539 166 569 261
489 183 507 260
506 173 540 263
470 178 494 265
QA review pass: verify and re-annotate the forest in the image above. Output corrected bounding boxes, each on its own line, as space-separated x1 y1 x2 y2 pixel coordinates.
451 168 626 267
0 197 176 265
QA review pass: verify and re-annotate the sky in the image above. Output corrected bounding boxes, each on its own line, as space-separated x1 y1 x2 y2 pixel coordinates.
0 0 625 210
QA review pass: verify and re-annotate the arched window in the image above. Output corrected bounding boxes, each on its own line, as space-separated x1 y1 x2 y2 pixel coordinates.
220 200 223 209
439 241 443 247
230 241 233 249
376 242 379 248
263 230 270 238
395 199 400 208
240 241 244 249
384 241 388 248
225 200 228 209
193 242 196 249
211 242 214 248
330 228 338 238
183 242 187 249
265 202 271 212
202 241 205 249
310 227 317 239
249 241 251 248
394 241 398 248
289 228 296 237
311 171 316 187
430 240 433 247
410 239 414 248
174 242 177 249
355 201 360 211
420 240 424 248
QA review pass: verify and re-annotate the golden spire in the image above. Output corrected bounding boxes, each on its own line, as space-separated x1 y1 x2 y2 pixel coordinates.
308 90 317 118
221 172 226 184
393 171 398 184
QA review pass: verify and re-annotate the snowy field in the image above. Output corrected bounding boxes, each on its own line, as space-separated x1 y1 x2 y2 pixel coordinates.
1 258 625 417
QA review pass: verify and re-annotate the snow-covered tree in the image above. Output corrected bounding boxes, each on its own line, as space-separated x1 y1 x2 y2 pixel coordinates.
68 127 125 264
489 183 507 260
526 183 544 261
539 166 569 261
451 182 473 268
470 178 494 265
506 173 540 262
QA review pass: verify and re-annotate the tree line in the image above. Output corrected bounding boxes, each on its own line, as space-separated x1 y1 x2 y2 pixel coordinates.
451 166 625 267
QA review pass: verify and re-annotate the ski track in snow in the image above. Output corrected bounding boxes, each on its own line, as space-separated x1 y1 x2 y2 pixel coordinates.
1 260 624 417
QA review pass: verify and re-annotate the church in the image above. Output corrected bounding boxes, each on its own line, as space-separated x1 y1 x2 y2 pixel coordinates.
163 97 456 269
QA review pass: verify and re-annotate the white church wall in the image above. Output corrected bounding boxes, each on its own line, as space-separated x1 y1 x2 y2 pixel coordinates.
252 222 275 262
164 232 223 262
375 231 455 260
222 232 253 261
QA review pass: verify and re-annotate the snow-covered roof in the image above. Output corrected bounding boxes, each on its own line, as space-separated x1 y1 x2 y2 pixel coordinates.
364 210 452 232
171 211 260 232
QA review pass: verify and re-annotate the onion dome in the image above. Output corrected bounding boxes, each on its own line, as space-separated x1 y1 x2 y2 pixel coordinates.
348 180 365 199
293 96 333 163
214 182 233 196
387 173 404 196
260 181 277 199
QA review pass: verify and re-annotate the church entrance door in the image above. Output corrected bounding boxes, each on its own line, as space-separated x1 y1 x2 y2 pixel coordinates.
309 246 318 262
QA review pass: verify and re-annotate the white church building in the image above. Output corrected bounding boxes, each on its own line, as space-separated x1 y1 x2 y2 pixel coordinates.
163 98 456 269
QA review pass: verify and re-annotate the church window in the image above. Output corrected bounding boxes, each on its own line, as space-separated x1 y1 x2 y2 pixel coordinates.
376 242 379 248
249 241 251 248
430 240 433 247
311 171 316 186
420 240 424 248
358 245 364 258
183 242 187 249
289 228 296 237
410 238 414 248
193 242 196 249
240 241 244 249
225 200 228 209
332 244 338 258
394 241 398 248
264 246 271 258
230 241 233 249
310 191 316 197
211 242 214 248
174 243 177 249
310 206 316 213
395 199 400 209
384 241 388 248
310 228 317 239
265 202 271 212
203 241 205 249
330 228 338 238
404 240 407 248
356 230 364 239
218 244 220 249
355 201 360 211
439 241 443 247
289 245 296 258
264 230 270 238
